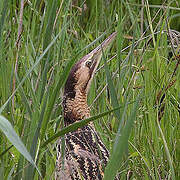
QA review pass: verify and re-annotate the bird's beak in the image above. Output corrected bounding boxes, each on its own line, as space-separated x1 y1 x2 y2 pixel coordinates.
87 32 117 77
81 32 116 93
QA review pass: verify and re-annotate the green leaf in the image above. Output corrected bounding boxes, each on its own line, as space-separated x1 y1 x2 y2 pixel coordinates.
102 42 121 131
104 95 140 180
0 115 41 176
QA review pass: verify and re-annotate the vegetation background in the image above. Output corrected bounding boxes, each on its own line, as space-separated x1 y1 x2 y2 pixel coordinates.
0 0 179 179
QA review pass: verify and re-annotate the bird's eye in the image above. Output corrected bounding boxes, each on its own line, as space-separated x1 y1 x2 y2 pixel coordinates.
85 60 92 68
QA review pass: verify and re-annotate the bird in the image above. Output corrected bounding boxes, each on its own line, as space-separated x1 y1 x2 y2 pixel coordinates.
55 32 117 180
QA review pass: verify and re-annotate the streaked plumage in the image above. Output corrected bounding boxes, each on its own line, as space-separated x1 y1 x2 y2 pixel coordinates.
56 32 117 180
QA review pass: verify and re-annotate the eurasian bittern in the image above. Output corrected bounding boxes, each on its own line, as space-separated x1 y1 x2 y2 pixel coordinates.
56 32 117 180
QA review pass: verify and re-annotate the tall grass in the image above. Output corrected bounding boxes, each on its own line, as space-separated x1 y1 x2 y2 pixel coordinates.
0 0 179 179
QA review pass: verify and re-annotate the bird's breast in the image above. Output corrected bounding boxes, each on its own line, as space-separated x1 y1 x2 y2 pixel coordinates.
56 125 109 180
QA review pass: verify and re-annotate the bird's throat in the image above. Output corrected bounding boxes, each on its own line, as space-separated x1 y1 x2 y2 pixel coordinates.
63 90 90 125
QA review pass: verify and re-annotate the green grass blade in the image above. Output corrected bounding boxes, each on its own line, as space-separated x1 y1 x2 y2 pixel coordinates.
0 0 8 45
24 89 50 180
156 111 175 179
0 115 41 176
15 75 32 118
104 94 140 180
102 47 121 130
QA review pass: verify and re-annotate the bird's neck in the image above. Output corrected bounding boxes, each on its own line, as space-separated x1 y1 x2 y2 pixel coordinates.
63 89 90 125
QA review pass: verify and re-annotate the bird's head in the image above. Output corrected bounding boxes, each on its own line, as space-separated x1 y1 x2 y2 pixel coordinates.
64 32 117 99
